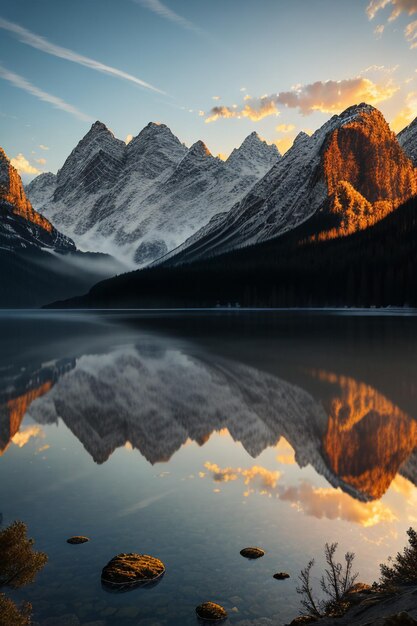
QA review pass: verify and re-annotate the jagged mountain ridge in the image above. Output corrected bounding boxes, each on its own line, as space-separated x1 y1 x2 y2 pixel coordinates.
23 341 417 503
27 123 280 266
0 146 130 307
160 103 416 266
25 172 56 209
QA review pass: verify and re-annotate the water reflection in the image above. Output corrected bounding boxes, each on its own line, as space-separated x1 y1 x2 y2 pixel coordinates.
1 333 417 506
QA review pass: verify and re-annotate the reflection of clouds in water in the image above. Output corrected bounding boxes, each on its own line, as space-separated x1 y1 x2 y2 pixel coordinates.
204 462 281 490
203 462 395 527
279 482 395 527
12 425 44 448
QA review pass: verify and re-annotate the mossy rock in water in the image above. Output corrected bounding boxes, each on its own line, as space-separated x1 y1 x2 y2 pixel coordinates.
101 553 165 588
240 547 265 559
196 602 227 622
273 572 290 580
66 536 89 544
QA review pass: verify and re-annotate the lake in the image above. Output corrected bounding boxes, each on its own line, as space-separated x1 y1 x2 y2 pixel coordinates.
1 310 417 626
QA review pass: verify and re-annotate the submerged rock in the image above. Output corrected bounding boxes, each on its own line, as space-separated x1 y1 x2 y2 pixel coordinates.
101 553 165 588
196 602 228 621
66 536 90 544
273 572 290 580
240 547 265 559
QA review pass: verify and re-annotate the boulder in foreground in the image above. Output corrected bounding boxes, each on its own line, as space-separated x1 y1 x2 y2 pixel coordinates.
101 553 165 588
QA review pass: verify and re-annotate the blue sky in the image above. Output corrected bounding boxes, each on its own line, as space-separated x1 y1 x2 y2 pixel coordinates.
1 0 417 180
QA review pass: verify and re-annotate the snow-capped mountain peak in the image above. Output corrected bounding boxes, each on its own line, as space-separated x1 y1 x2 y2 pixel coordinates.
163 102 416 266
226 131 280 178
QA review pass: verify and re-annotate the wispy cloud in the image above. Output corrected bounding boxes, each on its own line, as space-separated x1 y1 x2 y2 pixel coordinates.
39 144 49 150
0 16 164 93
133 0 202 34
205 76 398 122
367 0 417 21
0 64 92 121
367 1 417 47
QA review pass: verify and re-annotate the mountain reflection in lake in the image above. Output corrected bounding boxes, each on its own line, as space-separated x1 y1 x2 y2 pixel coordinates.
1 311 417 625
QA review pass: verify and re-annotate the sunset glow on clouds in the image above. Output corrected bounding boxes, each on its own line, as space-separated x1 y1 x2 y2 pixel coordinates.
367 0 417 47
2 0 417 173
205 76 398 123
10 153 41 175
203 461 395 527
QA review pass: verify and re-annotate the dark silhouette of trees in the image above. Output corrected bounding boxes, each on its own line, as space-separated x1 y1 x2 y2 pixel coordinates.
297 543 358 619
55 196 417 310
0 521 48 626
0 521 47 589
380 527 417 587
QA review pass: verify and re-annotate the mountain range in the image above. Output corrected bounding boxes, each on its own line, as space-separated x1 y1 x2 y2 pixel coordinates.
3 100 417 308
0 147 125 307
26 123 279 267
2 333 417 504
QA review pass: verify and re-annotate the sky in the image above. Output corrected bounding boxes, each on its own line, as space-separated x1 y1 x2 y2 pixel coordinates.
1 0 417 180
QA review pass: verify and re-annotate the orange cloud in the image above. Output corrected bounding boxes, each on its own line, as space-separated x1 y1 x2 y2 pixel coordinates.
273 137 295 155
390 91 417 131
204 461 280 490
204 462 239 483
12 425 44 448
276 123 296 133
206 97 279 123
206 77 397 122
279 482 396 527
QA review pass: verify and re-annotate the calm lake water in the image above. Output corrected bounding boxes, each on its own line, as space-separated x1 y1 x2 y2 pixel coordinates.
1 310 417 626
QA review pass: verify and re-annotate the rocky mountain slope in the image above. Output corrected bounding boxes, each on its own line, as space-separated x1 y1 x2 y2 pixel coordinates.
161 103 416 266
0 147 74 253
0 146 126 307
51 193 417 309
398 116 417 165
25 172 56 209
27 123 280 266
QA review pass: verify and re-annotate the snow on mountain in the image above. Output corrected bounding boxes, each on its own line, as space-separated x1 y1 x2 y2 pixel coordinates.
398 116 417 165
25 172 57 210
26 338 415 502
225 131 280 179
161 103 416 265
26 123 280 267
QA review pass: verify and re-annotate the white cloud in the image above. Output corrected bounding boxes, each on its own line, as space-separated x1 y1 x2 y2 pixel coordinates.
10 153 41 175
35 157 46 165
134 0 202 34
0 16 163 94
39 144 49 150
125 134 133 144
0 63 92 121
